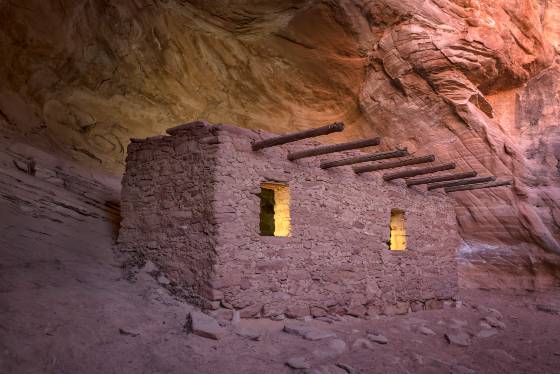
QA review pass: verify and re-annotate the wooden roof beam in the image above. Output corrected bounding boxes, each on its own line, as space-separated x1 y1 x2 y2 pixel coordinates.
353 155 435 174
320 149 408 169
251 122 344 151
406 171 477 187
383 163 456 181
287 137 380 161
445 180 512 193
427 176 496 190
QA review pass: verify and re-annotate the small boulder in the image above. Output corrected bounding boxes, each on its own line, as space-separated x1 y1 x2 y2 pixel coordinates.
141 260 158 273
418 326 436 336
445 331 471 347
483 316 506 330
450 319 468 328
209 308 233 323
286 356 311 369
352 338 375 350
329 339 347 355
476 328 498 338
479 321 492 330
367 333 388 344
187 311 225 340
157 274 171 285
451 364 476 374
235 326 262 341
488 308 503 320
312 339 347 360
335 363 355 374
305 364 348 374
284 322 336 341
486 349 515 362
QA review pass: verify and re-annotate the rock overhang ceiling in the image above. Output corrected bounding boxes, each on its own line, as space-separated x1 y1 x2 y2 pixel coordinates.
0 0 559 288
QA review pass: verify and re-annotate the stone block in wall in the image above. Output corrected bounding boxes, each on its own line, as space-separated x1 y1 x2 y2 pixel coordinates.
425 299 444 310
410 301 425 312
382 302 410 316
262 304 286 318
286 304 310 319
239 303 262 318
310 306 327 318
346 304 368 317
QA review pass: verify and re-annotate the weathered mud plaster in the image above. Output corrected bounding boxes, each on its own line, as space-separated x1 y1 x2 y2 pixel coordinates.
119 121 460 319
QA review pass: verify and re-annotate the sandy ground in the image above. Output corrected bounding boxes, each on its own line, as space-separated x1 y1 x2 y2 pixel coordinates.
1 139 560 374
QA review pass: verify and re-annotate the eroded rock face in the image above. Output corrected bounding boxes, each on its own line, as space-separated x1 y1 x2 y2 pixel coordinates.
1 0 559 288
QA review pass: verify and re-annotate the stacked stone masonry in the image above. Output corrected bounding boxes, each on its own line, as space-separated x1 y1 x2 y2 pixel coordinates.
119 121 460 319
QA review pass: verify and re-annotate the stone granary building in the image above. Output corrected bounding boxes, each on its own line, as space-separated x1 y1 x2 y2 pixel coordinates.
118 121 460 319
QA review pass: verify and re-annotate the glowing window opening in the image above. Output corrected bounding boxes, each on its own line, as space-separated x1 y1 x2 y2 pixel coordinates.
389 209 406 250
259 183 290 237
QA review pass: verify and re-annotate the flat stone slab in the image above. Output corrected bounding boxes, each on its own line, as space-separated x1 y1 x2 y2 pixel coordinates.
418 326 436 336
286 356 311 369
352 338 375 350
187 311 225 340
476 328 499 338
445 331 471 347
235 326 262 341
283 322 336 341
312 339 347 359
367 333 388 344
483 316 506 330
306 364 348 374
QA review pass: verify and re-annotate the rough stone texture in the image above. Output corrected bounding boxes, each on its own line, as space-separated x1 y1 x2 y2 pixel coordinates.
445 331 472 347
1 0 559 289
119 121 459 317
286 357 311 369
119 123 220 306
284 323 337 341
187 311 225 340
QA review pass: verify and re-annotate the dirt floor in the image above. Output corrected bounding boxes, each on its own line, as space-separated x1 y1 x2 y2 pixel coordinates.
1 139 560 374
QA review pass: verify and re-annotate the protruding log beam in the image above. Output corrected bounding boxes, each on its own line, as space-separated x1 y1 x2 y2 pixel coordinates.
383 163 456 181
320 149 408 169
251 122 344 151
445 180 512 193
353 155 435 174
427 176 496 190
287 137 380 161
406 171 477 187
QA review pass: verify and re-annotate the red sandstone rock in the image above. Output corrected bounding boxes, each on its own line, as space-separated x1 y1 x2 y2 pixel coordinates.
187 311 226 340
0 0 559 290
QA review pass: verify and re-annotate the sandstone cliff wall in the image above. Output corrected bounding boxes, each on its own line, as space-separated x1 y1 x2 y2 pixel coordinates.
1 0 559 287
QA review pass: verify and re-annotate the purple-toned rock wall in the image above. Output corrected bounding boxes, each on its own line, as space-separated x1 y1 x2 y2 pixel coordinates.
119 121 460 319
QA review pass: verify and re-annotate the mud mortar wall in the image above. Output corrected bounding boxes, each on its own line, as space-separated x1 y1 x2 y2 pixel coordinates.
118 123 219 304
119 122 460 318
